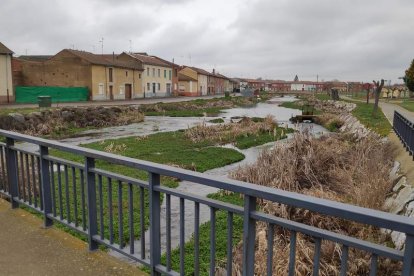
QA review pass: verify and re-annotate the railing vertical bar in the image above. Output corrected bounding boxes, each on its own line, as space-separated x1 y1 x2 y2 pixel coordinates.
0 146 6 193
128 183 134 255
108 177 114 244
72 167 78 227
64 165 70 222
118 180 124 249
39 146 53 227
226 211 233 276
180 197 185 276
339 245 349 276
369 254 377 276
85 157 98 250
19 152 26 201
140 186 145 259
31 155 37 208
36 157 42 210
402 234 414 276
149 172 161 276
57 163 63 220
50 161 56 216
165 194 171 270
288 231 297 276
194 201 200 276
266 223 274 276
210 207 217 276
6 138 19 208
242 195 257 276
98 175 104 240
312 238 322 276
80 169 86 231
25 154 32 205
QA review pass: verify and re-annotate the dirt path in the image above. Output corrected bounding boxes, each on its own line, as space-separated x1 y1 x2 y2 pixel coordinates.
0 198 147 276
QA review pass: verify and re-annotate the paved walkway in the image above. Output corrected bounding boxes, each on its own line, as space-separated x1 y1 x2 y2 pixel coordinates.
0 198 147 276
0 95 220 109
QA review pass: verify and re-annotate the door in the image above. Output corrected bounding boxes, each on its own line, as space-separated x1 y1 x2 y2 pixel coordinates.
109 85 113 100
152 83 156 95
166 84 171 95
125 84 132 100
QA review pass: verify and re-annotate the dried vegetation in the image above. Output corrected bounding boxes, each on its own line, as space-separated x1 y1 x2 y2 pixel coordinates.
229 130 400 275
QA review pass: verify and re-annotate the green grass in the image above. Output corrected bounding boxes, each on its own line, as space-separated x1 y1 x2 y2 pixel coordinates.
280 101 322 115
44 130 245 247
348 101 392 136
234 127 293 149
208 118 225 124
399 100 414 112
314 93 331 101
162 192 244 275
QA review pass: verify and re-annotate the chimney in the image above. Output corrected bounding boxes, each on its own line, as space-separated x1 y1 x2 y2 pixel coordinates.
212 69 215 75
112 51 115 61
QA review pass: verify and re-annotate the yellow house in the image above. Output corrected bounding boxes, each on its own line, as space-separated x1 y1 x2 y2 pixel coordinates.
20 49 144 101
117 52 173 98
178 66 210 96
0 42 13 103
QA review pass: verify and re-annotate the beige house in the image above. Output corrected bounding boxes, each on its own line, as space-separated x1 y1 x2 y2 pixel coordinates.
19 49 144 101
178 66 210 96
117 52 173 98
0 42 13 103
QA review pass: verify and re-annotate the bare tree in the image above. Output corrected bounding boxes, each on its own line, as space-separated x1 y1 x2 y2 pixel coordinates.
372 79 385 115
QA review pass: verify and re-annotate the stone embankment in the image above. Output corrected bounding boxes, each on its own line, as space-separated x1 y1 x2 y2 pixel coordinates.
0 106 145 136
319 99 412 250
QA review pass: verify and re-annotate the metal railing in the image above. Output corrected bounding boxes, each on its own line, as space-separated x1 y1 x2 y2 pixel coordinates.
0 128 414 275
394 111 414 158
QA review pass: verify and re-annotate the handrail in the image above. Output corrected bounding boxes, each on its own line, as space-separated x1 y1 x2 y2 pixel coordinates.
1 128 414 275
0 129 412 234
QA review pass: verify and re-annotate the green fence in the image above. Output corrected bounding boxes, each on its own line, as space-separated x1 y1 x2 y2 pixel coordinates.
15 86 89 103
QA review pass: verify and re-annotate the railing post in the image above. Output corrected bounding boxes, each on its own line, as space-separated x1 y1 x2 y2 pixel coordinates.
39 146 53 227
5 137 19 209
242 195 256 276
85 157 98 251
149 172 161 276
402 234 414 276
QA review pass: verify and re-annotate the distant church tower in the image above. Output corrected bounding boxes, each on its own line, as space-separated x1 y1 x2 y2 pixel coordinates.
294 75 299 82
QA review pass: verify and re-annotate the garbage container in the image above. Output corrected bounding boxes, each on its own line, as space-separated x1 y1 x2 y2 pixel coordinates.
38 96 52 108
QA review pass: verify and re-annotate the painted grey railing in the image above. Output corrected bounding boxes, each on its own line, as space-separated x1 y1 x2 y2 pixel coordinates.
0 129 414 275
394 111 414 158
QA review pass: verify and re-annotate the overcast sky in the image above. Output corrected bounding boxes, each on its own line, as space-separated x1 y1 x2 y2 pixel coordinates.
1 0 413 83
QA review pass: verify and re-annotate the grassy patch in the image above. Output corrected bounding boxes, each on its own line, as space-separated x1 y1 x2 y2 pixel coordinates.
0 107 53 116
208 118 225 124
314 93 331 101
47 130 245 246
163 192 244 275
280 101 322 115
235 127 293 149
349 101 392 136
399 100 414 112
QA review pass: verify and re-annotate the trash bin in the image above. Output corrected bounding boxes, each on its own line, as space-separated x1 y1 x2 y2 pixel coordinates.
38 96 52 108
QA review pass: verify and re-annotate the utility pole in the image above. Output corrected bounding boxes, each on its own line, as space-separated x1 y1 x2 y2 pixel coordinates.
99 37 104 55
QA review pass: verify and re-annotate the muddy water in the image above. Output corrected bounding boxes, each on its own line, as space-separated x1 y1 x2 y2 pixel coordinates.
60 96 302 145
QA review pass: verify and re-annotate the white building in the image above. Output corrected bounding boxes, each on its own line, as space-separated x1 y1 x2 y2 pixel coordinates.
0 42 13 103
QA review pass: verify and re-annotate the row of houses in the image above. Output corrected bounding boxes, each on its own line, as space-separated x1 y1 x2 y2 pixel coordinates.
233 76 371 93
1 41 239 104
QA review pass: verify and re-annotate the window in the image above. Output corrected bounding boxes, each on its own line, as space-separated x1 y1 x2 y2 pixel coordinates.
158 69 160 77
157 83 160 91
169 70 172 80
139 74 141 79
98 83 104 95
164 70 167 78
125 71 128 77
152 68 155 77
147 83 150 91
147 67 150 76
109 68 113 82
